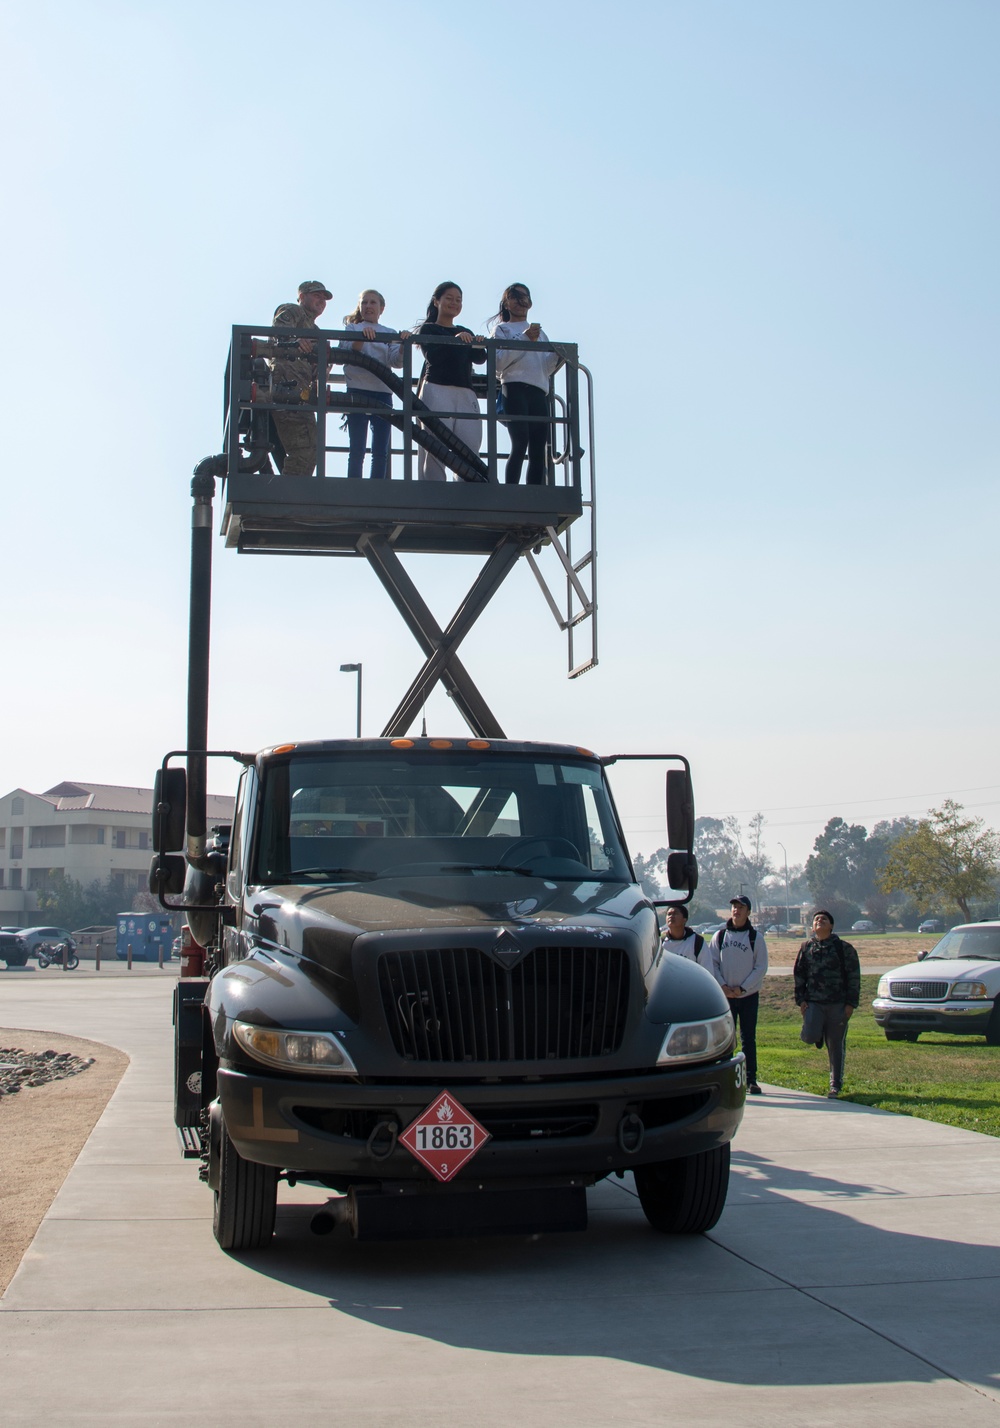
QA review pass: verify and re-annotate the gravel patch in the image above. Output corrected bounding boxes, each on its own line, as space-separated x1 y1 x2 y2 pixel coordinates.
0 1047 96 1098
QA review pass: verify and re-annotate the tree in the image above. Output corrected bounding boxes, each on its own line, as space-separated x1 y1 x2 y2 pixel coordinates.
632 848 667 900
692 817 739 910
878 800 1000 922
725 813 774 910
35 875 125 929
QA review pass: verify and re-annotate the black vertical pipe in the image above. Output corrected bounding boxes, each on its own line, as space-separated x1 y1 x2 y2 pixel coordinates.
187 458 223 867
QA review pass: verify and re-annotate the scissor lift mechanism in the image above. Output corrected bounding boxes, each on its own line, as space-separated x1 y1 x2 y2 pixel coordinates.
188 323 598 752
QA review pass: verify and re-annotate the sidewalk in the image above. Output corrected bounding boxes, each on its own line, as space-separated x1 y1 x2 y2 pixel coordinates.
1 977 998 1426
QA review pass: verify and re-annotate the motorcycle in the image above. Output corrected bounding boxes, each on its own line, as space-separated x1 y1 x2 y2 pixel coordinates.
36 941 80 970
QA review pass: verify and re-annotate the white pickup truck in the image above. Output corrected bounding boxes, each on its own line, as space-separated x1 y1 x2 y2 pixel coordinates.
872 921 1000 1044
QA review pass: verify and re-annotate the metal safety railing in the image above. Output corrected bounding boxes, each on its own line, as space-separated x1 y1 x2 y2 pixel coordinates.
223 324 586 489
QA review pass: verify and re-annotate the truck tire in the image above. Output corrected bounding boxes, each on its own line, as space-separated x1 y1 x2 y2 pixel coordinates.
634 1143 730 1235
3 953 28 968
212 1121 278 1251
985 1002 1000 1047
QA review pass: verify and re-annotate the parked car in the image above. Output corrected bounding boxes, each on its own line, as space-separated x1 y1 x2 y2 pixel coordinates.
918 918 943 934
0 931 30 967
17 926 78 957
851 920 876 933
872 921 1000 1044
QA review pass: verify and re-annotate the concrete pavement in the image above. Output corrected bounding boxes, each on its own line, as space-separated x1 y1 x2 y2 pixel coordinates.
1 977 999 1426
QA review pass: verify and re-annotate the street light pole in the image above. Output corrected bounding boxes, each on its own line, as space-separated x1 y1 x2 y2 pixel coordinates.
777 842 790 931
339 663 362 738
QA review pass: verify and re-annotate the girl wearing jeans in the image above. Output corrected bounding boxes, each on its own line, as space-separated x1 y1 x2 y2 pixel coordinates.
414 282 485 481
339 289 401 479
490 283 560 485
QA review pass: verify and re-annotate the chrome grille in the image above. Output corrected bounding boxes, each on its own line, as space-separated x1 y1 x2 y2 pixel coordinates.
889 980 948 1001
377 945 630 1062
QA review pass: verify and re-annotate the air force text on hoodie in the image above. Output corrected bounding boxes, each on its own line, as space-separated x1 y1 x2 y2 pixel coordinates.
707 925 768 996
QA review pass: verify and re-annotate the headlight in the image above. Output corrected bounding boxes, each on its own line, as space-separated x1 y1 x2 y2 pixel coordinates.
877 977 890 998
951 981 988 999
232 1020 359 1075
657 1011 734 1065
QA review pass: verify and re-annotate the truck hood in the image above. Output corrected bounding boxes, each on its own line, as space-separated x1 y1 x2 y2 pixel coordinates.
254 874 650 951
888 958 999 981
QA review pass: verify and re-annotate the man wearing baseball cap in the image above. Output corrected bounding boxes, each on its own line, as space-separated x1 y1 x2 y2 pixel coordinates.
269 281 333 476
705 896 769 1095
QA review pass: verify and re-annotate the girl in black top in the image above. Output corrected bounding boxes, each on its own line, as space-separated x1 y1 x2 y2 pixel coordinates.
414 281 486 481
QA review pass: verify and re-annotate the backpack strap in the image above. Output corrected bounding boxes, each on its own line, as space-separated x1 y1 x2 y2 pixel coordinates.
693 933 705 958
748 926 757 951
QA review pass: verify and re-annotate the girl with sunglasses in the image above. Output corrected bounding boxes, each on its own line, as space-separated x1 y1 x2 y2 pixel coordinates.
490 283 560 485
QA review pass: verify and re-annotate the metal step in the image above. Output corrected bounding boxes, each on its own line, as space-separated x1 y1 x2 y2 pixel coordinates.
177 1125 203 1159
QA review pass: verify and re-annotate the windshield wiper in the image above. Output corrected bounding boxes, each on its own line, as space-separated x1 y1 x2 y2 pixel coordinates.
268 867 380 884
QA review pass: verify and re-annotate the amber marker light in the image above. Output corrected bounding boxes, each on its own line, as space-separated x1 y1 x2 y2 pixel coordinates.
576 747 596 757
390 738 415 749
272 744 297 754
467 740 490 750
429 739 453 749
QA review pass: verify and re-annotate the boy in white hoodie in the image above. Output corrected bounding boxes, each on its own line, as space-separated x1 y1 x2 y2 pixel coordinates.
707 896 769 1095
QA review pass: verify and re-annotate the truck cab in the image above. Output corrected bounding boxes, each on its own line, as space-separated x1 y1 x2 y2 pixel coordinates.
162 737 745 1248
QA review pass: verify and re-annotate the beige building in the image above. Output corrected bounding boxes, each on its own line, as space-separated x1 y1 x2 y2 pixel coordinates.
0 781 234 927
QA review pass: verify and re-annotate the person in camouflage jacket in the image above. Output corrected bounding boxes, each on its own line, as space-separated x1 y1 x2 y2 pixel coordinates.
269 280 332 475
793 911 861 1098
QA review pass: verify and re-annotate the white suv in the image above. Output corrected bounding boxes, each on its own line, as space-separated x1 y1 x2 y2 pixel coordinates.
872 921 1000 1044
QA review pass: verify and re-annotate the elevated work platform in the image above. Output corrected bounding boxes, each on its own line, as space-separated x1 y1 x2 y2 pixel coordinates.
222 471 582 556
199 322 599 739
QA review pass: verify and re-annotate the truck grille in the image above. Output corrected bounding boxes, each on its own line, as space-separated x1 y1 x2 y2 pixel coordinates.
378 945 630 1063
888 980 948 1001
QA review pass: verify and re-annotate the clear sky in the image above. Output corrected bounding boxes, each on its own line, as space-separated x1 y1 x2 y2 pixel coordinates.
2 0 997 868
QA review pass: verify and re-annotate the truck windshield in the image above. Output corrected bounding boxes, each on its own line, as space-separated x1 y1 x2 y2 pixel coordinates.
924 928 1000 961
254 751 633 885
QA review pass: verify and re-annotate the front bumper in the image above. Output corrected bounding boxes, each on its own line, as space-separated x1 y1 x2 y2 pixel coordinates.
218 1055 745 1183
872 997 992 1034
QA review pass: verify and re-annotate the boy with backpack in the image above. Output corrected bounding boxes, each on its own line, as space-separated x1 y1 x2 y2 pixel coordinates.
707 896 769 1096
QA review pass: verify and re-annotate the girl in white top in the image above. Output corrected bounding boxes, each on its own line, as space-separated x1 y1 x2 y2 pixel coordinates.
490 282 560 485
339 289 402 479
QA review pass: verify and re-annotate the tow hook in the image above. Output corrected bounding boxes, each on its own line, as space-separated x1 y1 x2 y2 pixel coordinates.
617 1110 645 1155
366 1118 399 1162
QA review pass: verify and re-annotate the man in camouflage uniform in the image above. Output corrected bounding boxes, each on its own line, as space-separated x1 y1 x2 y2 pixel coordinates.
793 910 861 1098
269 280 332 475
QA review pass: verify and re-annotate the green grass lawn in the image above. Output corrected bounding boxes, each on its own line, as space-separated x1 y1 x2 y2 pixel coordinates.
756 975 1000 1137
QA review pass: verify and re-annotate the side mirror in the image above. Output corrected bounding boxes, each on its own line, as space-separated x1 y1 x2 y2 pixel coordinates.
666 769 695 851
666 851 699 892
917 949 929 961
153 767 187 853
149 853 186 896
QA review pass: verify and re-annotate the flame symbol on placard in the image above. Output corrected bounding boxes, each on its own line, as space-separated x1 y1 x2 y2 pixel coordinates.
437 1098 455 1122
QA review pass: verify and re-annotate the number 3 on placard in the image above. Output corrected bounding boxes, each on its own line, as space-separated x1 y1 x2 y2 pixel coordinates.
734 1059 746 1089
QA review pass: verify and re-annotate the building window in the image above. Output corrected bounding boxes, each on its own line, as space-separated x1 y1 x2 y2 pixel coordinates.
114 829 127 849
111 870 145 893
28 867 65 892
139 830 149 850
30 827 66 849
11 797 23 815
0 870 4 889
0 828 5 847
10 834 23 860
10 869 21 890
113 828 149 850
69 826 106 845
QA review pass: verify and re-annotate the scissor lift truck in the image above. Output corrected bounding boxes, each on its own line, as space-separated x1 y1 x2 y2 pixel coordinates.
154 323 745 1250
